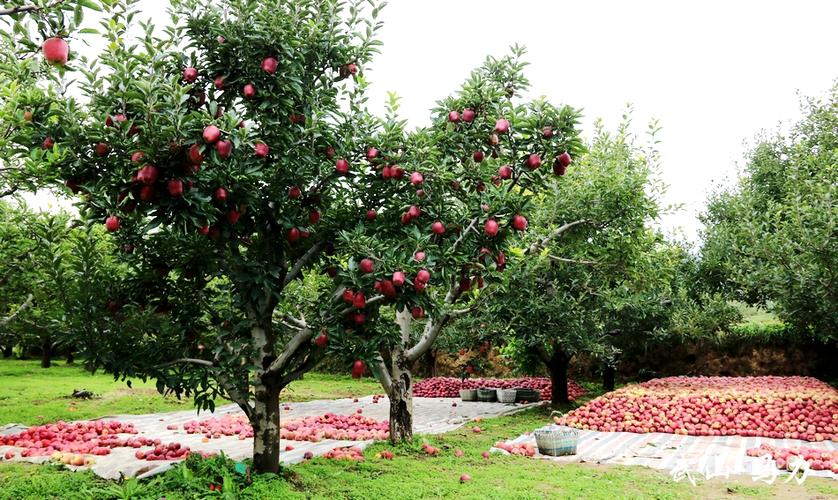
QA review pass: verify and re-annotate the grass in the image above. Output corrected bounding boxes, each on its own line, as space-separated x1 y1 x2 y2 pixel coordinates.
1 405 837 499
0 359 381 426
732 302 782 326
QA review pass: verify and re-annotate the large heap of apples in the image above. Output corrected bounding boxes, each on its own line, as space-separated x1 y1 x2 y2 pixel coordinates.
746 443 838 473
183 413 389 442
559 376 838 442
413 377 585 401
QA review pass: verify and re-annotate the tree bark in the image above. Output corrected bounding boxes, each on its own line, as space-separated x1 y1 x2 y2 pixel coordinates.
2 345 12 358
40 337 52 368
602 364 616 391
548 348 570 405
66 346 75 364
251 382 281 474
388 349 414 444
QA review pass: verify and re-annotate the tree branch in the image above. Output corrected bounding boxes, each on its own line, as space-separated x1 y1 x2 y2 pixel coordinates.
283 240 326 286
525 219 592 255
265 327 314 375
279 350 323 388
0 0 66 16
0 294 33 327
0 185 20 198
535 344 552 364
548 254 599 265
372 354 393 394
157 357 215 368
405 286 459 362
450 217 478 253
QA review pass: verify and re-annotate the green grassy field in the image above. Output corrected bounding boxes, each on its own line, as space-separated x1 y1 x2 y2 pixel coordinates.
0 359 382 426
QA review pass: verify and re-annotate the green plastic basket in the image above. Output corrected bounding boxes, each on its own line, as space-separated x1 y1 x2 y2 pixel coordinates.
533 424 579 456
477 388 497 402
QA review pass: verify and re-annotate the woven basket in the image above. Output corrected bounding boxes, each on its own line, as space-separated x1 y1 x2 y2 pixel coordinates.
515 388 541 403
459 389 477 401
497 389 517 403
476 388 497 402
533 424 579 456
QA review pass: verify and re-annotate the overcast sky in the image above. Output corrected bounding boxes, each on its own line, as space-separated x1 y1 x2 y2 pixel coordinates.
25 0 838 242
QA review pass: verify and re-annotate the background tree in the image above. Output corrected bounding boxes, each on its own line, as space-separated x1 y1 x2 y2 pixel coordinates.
467 116 666 404
700 84 837 340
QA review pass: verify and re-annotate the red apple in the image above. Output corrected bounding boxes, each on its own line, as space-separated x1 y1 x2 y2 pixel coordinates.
168 179 184 197
484 219 499 237
140 185 155 202
226 210 240 225
242 83 256 98
309 211 321 224
136 165 159 185
187 144 204 165
254 142 269 158
498 165 512 179
347 63 358 75
472 150 485 163
353 291 366 309
494 118 510 134
94 142 109 156
351 360 365 378
542 126 554 138
288 186 302 199
366 209 377 221
416 269 431 283
448 110 460 123
408 205 421 219
261 57 278 73
414 251 426 262
512 214 528 231
462 108 475 122
214 76 224 90
431 221 445 235
288 227 301 242
203 125 221 144
314 333 328 348
335 159 349 175
42 37 69 65
215 140 232 159
410 171 424 186
214 187 228 202
557 151 572 167
367 147 379 161
182 67 198 83
410 306 424 319
359 258 374 274
42 136 54 149
392 271 406 287
526 153 542 170
131 151 146 163
105 216 120 232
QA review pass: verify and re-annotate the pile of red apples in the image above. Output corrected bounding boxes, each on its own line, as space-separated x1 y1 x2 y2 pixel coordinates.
183 413 389 442
413 376 585 401
558 376 837 442
746 443 838 473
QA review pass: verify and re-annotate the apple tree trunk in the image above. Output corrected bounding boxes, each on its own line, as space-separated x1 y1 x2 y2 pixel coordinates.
251 382 281 474
548 348 570 405
388 352 414 444
40 336 52 368
2 345 12 358
602 364 616 391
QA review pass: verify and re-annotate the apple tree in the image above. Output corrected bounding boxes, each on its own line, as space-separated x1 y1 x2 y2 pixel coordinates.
6 0 394 473
700 84 837 340
462 117 666 404
326 49 584 442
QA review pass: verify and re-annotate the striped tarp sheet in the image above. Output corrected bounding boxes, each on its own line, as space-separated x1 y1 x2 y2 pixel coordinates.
492 430 837 479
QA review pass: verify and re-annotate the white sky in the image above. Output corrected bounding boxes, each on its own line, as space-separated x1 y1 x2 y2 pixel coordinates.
24 0 838 242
